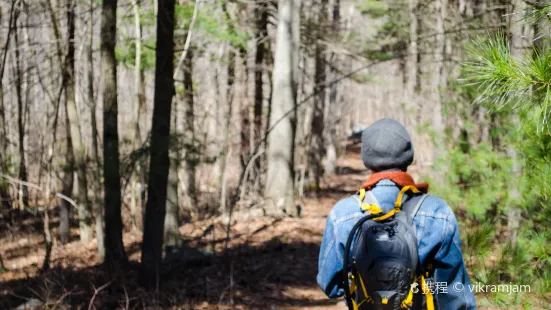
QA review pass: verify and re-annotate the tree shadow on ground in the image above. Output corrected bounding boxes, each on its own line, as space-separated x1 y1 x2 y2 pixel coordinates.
0 238 337 309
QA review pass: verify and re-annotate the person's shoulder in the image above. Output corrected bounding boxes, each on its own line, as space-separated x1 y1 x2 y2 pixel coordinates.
417 193 455 221
328 195 362 221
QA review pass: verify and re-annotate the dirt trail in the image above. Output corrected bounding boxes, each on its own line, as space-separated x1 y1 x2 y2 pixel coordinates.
0 145 371 309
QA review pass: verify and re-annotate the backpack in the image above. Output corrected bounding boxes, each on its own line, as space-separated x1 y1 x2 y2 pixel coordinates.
342 185 435 310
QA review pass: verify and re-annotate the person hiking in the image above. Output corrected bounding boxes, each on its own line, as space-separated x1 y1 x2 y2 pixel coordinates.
317 118 476 310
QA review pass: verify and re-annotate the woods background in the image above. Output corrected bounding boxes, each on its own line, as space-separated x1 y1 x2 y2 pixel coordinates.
0 0 550 308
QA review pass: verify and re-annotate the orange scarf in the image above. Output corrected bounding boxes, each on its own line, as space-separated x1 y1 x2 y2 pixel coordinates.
360 171 429 193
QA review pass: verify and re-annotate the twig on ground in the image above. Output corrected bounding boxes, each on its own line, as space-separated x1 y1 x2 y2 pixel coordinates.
88 279 114 310
123 284 130 310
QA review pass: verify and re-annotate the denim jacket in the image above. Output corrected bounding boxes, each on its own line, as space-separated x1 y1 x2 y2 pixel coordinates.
317 179 476 309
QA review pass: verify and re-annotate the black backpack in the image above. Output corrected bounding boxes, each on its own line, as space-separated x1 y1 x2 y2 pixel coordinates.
342 186 435 310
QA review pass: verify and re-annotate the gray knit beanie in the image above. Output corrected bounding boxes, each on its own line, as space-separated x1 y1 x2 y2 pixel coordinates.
361 118 414 172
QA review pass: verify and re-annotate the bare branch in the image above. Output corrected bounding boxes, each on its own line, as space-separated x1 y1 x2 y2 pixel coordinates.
88 280 114 310
174 0 201 80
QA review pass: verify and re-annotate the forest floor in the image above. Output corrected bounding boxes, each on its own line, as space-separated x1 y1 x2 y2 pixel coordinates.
0 144 506 309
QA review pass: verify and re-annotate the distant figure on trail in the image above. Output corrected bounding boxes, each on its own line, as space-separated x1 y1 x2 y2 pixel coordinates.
317 118 476 310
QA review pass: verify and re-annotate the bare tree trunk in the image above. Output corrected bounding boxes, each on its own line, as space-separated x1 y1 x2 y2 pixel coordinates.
140 0 176 286
0 1 17 206
89 0 104 258
433 0 446 134
45 0 72 245
218 48 234 213
221 3 249 174
324 0 340 176
308 0 328 190
132 0 147 231
264 0 300 216
406 0 419 95
41 195 53 272
183 49 197 209
13 9 29 209
252 1 268 184
239 52 250 172
101 0 127 267
164 105 180 248
506 0 526 247
66 0 93 243
61 101 75 245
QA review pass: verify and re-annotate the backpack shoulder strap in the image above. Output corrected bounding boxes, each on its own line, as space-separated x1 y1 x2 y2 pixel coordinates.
364 190 380 207
402 193 428 221
357 188 381 212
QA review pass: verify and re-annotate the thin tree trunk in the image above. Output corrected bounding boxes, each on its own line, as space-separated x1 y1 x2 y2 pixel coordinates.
41 191 53 272
164 104 180 248
89 0 104 258
218 48 234 213
433 0 445 133
219 1 248 173
66 0 93 243
239 51 250 172
406 0 419 95
324 0 340 176
140 0 176 286
308 0 328 190
183 49 197 209
164 156 180 247
0 0 17 207
132 0 147 231
101 0 127 267
252 1 268 183
13 10 29 209
507 0 526 247
264 0 301 216
45 0 72 244
61 99 75 244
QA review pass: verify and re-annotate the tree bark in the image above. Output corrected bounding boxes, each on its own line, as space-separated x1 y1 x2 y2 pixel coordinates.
0 0 17 206
433 0 446 133
164 105 180 248
66 0 93 243
218 48 234 213
264 0 301 216
406 0 419 95
252 0 268 182
183 49 197 209
140 0 176 286
132 0 147 231
13 9 29 209
89 0 105 258
324 0 340 176
101 0 127 267
308 0 328 190
45 0 72 244
506 0 526 247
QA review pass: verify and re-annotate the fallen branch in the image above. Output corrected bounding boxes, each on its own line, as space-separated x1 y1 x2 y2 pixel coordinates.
88 280 114 310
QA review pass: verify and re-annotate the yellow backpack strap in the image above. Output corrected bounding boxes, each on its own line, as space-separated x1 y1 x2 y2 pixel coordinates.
372 209 397 221
394 185 420 211
421 275 435 310
348 273 356 295
359 188 366 203
401 278 415 308
358 188 383 214
366 185 420 221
